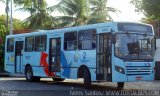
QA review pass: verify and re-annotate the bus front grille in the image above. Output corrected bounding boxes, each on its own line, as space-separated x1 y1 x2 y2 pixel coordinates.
126 66 152 75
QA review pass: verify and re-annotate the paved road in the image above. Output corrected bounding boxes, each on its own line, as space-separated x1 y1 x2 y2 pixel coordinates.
0 77 160 96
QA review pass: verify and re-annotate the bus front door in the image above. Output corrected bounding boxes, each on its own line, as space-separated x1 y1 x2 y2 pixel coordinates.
49 38 61 76
15 41 23 73
96 33 112 81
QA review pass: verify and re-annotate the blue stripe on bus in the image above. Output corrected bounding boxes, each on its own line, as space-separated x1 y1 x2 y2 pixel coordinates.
61 51 71 78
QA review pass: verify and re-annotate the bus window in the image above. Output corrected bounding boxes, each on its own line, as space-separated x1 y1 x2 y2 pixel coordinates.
64 32 77 50
25 36 34 52
7 38 14 52
78 29 96 50
34 35 47 52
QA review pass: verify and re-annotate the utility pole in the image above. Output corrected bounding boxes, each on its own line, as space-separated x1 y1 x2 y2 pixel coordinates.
10 0 13 35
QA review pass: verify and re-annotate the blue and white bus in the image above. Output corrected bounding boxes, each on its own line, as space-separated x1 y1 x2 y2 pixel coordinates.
5 22 155 88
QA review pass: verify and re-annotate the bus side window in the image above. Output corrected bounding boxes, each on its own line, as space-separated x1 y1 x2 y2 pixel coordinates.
7 38 14 52
64 32 77 51
78 29 96 50
34 35 47 52
25 36 34 52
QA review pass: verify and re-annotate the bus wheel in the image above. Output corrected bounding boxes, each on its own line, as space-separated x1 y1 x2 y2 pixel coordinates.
25 66 40 82
25 66 34 82
117 82 124 88
83 68 91 88
52 78 65 81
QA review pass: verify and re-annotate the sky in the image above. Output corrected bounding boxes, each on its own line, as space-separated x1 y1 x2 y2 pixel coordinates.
0 0 144 22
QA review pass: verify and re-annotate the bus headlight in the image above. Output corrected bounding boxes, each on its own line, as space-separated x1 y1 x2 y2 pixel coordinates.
115 65 125 74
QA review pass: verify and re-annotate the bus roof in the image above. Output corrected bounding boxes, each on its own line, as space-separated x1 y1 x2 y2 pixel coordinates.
6 22 153 38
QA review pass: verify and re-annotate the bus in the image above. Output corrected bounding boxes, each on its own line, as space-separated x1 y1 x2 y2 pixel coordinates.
5 22 155 88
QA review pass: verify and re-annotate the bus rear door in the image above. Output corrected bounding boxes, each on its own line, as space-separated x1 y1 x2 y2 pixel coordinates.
49 38 61 76
15 41 24 73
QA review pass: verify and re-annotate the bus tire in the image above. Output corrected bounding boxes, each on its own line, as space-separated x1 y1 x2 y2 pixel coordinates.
25 66 40 82
52 78 65 81
83 68 91 88
117 82 124 88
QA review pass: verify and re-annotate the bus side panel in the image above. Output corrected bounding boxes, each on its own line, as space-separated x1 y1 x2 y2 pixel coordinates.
90 69 96 81
61 68 78 79
60 51 78 79
23 52 47 77
60 50 96 81
77 50 97 81
5 53 15 73
5 38 15 73
32 67 47 77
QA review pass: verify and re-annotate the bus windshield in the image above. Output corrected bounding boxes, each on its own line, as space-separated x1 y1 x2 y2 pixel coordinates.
115 33 154 60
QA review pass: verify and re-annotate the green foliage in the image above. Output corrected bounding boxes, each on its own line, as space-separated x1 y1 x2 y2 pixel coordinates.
131 0 160 21
1 0 118 29
0 15 8 41
0 15 25 71
0 15 26 30
49 0 118 27
0 0 118 29
15 0 53 29
23 11 53 29
13 18 26 30
89 0 119 23
0 15 6 72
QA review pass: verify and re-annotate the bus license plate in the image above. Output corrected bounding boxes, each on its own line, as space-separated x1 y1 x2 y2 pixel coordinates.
136 76 143 80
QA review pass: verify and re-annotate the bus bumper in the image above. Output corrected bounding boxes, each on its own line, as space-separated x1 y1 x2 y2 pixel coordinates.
127 73 154 81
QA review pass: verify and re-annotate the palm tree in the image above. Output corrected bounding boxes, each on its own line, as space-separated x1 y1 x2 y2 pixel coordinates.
88 0 119 24
48 0 91 27
0 0 9 30
13 0 118 29
14 0 52 29
0 21 6 42
14 0 47 16
48 0 118 27
23 9 53 29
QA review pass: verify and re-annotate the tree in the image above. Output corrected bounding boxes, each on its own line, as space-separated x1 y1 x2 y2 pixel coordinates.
0 17 6 42
14 0 53 29
0 15 6 72
14 0 47 15
49 0 118 27
13 18 26 30
0 15 25 38
131 0 160 22
88 0 118 24
48 0 91 27
131 0 160 38
0 0 10 30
